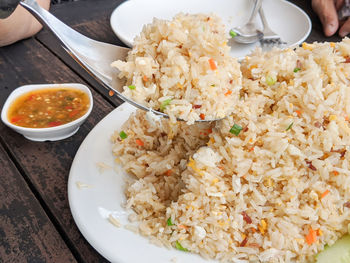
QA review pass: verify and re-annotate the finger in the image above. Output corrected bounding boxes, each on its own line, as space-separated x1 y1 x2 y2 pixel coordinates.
339 17 350 36
335 0 345 10
312 0 339 36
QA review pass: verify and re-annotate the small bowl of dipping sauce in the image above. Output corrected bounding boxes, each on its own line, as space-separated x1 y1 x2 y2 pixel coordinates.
1 83 93 141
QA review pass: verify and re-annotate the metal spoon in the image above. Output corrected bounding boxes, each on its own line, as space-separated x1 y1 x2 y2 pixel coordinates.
18 0 223 122
231 0 263 44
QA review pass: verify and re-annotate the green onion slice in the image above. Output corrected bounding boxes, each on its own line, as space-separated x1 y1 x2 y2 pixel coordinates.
293 67 301 73
128 85 136 90
167 217 174 226
175 241 188 252
229 30 237 38
160 99 172 111
266 75 277 86
230 124 243 136
119 131 127 139
286 122 294 131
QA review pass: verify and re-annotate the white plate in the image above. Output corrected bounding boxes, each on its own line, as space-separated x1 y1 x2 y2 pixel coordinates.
68 103 211 262
110 0 311 58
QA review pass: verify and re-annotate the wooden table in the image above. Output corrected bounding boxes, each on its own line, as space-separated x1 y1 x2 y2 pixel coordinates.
0 1 343 262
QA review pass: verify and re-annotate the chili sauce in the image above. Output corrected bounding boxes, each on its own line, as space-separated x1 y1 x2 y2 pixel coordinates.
8 88 90 128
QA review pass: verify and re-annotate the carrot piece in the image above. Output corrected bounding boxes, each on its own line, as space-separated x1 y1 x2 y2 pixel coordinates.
208 58 217 70
305 228 317 245
295 110 302 116
135 139 144 146
225 90 232 96
332 171 339 176
178 224 188 229
143 75 148 82
249 146 255 152
109 90 115 96
345 115 349 121
321 190 330 199
200 113 205 120
165 170 172 176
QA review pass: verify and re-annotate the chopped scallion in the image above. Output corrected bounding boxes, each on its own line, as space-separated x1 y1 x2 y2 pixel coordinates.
128 85 136 90
167 217 174 226
266 75 277 86
230 124 243 136
293 67 301 73
175 241 188 252
229 30 237 38
286 122 294 131
160 99 172 111
119 131 127 139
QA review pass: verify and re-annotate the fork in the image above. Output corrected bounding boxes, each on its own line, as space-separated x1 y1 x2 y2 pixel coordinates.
258 6 286 47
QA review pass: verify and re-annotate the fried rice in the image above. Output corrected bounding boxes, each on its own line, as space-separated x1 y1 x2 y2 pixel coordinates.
111 16 350 263
111 13 242 124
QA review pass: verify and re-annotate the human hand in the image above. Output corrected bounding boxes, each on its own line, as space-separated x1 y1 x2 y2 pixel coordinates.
312 0 350 37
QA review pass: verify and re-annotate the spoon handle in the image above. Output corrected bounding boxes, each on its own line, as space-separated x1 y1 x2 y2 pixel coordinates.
247 0 263 24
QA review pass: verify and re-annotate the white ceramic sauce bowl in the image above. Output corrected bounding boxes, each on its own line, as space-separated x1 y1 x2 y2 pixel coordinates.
1 83 93 141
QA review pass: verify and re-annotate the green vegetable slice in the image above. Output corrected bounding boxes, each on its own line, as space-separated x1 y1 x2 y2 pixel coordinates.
119 131 127 139
175 241 188 252
160 99 172 111
229 30 237 38
266 75 277 86
316 234 350 263
167 217 174 226
293 67 301 73
230 124 243 136
128 85 136 90
286 122 293 131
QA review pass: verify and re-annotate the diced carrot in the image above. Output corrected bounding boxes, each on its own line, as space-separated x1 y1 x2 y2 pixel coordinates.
321 190 330 199
109 90 115 96
249 146 255 152
305 227 317 245
165 170 172 176
345 115 349 121
332 171 339 176
200 113 205 120
225 90 232 96
143 75 148 82
178 224 188 229
295 110 302 116
208 58 217 70
135 139 144 146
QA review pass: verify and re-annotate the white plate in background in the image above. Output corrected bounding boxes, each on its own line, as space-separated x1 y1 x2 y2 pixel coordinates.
110 0 311 58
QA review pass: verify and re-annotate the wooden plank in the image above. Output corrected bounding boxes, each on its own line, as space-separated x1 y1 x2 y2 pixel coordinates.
0 144 77 262
0 37 111 262
35 0 127 107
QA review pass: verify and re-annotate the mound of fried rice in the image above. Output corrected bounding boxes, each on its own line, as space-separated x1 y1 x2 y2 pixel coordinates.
111 13 242 124
111 19 350 263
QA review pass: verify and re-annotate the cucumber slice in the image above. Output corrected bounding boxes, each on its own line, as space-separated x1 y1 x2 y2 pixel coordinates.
316 235 350 263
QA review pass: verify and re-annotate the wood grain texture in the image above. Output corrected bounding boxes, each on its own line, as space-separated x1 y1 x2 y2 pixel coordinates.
0 38 112 262
0 144 76 263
